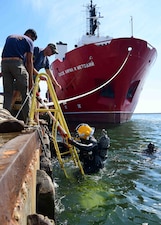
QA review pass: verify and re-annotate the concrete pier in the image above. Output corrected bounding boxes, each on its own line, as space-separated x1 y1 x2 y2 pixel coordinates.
0 130 40 225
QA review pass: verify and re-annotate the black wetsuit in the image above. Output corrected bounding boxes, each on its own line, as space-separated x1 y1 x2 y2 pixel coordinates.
69 136 105 174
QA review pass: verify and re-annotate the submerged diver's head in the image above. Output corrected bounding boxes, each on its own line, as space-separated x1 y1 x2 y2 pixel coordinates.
75 123 95 140
147 142 155 153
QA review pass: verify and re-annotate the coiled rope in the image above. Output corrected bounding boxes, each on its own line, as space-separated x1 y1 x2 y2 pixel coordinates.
59 48 132 104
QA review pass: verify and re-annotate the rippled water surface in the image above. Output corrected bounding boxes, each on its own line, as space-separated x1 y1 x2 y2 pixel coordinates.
54 114 161 225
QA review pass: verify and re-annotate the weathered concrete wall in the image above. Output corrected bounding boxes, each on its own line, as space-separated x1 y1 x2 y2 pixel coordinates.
0 131 40 225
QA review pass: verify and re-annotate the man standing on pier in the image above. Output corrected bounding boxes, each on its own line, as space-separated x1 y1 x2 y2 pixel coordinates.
1 29 37 123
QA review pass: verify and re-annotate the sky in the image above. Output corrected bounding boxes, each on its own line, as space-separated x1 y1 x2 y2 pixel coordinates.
0 0 161 113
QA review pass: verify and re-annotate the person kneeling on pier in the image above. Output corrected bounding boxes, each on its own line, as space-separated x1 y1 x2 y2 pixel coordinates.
68 123 110 174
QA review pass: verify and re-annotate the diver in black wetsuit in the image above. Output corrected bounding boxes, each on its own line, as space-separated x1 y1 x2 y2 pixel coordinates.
143 142 156 154
68 123 110 174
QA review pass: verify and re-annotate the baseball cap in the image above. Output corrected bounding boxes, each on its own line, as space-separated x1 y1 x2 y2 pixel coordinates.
48 43 58 54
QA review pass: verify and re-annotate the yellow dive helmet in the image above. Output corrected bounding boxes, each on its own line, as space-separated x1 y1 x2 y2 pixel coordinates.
76 123 95 140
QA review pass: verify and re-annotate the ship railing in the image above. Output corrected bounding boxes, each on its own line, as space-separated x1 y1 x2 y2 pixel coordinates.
94 39 112 46
147 42 156 50
77 35 113 47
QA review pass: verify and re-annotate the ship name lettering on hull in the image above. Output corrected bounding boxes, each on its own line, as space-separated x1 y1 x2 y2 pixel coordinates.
58 61 95 77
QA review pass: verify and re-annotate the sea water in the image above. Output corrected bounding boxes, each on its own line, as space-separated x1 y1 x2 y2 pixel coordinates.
53 113 161 225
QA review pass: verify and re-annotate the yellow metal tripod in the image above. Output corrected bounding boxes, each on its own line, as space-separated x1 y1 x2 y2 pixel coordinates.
29 73 84 177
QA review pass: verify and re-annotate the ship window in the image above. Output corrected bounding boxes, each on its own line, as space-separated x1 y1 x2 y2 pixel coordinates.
127 80 140 101
101 84 115 98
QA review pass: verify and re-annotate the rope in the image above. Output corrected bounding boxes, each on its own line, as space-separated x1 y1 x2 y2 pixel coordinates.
15 85 35 119
58 49 132 104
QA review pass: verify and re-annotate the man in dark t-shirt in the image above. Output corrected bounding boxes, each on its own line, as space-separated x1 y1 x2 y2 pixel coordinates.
1 29 37 123
33 43 61 89
32 44 61 123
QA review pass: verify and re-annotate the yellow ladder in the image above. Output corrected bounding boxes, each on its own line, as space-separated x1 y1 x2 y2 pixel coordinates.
29 73 85 178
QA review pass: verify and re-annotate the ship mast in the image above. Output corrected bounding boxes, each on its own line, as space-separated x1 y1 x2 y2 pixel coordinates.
89 0 97 35
87 0 103 36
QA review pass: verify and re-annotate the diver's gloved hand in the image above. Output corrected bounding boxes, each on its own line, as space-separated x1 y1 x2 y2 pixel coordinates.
68 137 74 144
102 129 107 136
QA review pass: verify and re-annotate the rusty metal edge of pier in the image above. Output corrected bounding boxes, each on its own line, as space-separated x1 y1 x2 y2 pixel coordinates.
0 130 40 224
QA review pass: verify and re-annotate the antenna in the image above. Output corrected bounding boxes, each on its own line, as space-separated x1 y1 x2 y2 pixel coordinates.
130 16 133 37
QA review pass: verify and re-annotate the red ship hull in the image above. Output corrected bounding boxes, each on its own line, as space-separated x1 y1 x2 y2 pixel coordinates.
51 37 156 125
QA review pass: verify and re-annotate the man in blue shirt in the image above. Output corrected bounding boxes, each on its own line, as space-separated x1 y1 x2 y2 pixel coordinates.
33 44 61 123
32 43 61 123
33 43 61 89
1 29 37 123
